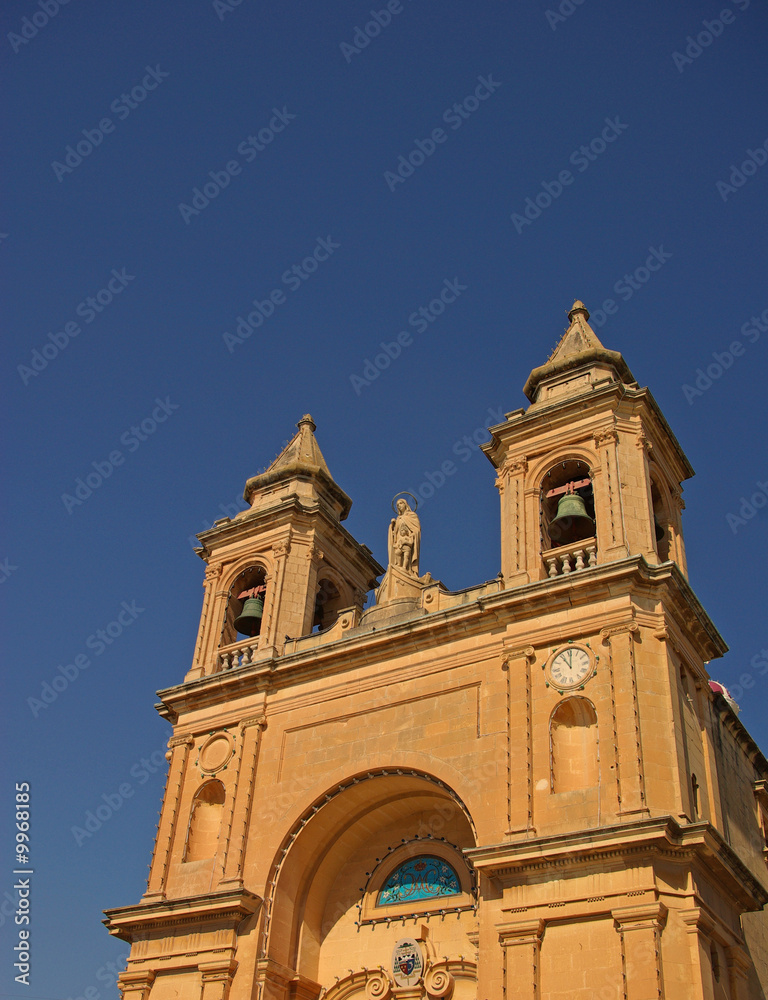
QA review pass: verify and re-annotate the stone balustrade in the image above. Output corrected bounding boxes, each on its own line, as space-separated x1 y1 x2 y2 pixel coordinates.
543 538 597 578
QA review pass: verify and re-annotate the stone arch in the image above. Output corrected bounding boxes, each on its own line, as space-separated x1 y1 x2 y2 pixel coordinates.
550 697 599 792
220 561 270 646
184 779 225 862
649 464 675 562
536 454 596 552
311 565 352 633
258 769 477 991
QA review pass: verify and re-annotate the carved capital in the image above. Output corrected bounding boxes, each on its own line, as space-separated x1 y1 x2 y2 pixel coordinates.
635 433 652 453
205 563 223 582
594 428 618 447
502 645 535 668
671 486 685 510
168 734 195 750
240 715 267 732
600 622 638 644
272 540 290 557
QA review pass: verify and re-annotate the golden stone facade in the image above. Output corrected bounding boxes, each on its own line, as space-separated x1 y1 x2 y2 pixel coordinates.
105 303 768 999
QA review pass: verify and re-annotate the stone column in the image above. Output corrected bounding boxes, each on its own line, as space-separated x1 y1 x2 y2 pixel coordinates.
144 734 194 899
613 903 667 1000
502 645 535 836
498 919 545 1000
594 427 626 561
187 563 223 680
220 714 267 886
601 623 647 819
117 971 155 1000
498 456 529 586
261 539 290 651
200 958 238 1000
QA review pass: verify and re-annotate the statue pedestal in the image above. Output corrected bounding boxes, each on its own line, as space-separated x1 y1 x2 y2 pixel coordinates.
376 564 425 606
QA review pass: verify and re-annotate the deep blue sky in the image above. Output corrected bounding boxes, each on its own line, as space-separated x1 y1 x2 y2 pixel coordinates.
2 1 767 994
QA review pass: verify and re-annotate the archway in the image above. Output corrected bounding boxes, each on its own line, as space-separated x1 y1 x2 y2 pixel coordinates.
259 770 478 996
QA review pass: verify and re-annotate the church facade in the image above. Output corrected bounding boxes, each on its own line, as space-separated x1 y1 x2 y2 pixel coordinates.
105 302 768 999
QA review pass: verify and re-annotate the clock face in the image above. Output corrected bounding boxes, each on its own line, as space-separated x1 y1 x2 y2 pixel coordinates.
548 645 592 688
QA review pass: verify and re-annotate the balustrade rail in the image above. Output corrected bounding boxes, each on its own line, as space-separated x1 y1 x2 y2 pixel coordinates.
543 538 597 578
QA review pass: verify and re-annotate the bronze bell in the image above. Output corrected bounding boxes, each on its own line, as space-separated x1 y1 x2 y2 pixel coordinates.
654 517 665 542
549 492 595 544
234 596 263 637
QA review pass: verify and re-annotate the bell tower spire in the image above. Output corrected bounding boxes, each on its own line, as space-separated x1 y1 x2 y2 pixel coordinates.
185 416 382 680
484 300 693 587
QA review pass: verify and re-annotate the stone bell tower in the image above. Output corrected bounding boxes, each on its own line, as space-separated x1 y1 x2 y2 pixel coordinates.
185 413 383 679
105 304 768 1000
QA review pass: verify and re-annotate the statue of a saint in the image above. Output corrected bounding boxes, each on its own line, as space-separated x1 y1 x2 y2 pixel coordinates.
388 497 421 575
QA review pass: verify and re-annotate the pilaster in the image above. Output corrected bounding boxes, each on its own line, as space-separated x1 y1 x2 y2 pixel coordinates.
613 902 667 1000
117 970 155 1000
601 623 648 818
502 645 535 836
221 714 267 886
498 918 545 1000
144 734 193 899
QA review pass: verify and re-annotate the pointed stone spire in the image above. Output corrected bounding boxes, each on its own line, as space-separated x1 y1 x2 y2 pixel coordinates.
523 299 637 404
266 414 331 476
243 415 352 520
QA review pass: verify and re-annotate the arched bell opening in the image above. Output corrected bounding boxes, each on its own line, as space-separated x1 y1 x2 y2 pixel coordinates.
220 564 267 646
261 771 477 993
650 473 673 562
184 779 225 862
540 459 596 552
311 577 343 633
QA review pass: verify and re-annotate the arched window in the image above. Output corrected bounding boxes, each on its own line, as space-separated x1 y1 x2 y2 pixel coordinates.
184 780 225 861
221 565 267 647
540 459 595 551
377 855 461 906
550 698 599 792
650 473 672 562
312 577 342 632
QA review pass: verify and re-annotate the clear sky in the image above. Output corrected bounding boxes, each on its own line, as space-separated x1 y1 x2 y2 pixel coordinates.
2 0 767 995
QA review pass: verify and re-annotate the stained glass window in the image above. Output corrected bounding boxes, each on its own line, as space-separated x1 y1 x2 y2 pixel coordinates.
377 855 462 906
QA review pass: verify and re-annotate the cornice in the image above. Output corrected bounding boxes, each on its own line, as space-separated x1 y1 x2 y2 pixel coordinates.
155 557 726 722
103 887 262 942
466 817 768 910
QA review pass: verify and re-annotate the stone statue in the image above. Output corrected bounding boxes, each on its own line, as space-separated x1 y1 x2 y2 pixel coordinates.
375 494 430 607
388 497 421 575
